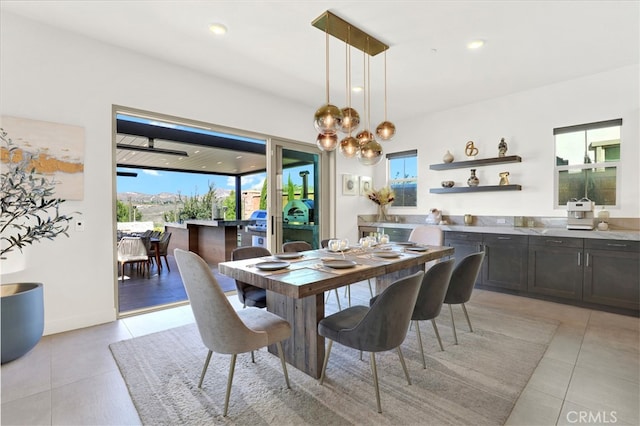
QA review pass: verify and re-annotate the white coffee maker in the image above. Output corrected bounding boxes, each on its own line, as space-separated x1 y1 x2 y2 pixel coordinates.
566 198 595 230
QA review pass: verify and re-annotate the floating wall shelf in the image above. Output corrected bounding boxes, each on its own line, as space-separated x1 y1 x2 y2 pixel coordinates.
430 184 522 194
430 155 522 170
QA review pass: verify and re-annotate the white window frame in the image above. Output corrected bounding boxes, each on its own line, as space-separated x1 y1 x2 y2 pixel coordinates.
553 119 621 209
386 149 418 208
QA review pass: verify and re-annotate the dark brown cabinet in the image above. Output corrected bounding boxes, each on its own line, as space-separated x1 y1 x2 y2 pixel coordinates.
583 239 639 311
483 234 528 292
444 232 528 292
528 237 584 300
444 231 483 269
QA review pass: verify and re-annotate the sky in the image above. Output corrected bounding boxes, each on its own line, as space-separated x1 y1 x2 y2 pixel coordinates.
117 167 266 195
116 165 315 196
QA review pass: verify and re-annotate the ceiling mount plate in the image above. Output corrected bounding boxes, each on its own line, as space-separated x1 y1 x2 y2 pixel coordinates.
312 10 388 56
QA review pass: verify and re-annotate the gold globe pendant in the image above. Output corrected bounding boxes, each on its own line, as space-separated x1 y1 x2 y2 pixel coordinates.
340 107 360 133
357 139 383 165
376 121 396 141
316 133 339 152
339 136 360 158
314 104 343 135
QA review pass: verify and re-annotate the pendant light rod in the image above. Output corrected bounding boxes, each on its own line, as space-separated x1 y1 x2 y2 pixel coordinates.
312 10 388 56
383 50 388 120
325 29 330 103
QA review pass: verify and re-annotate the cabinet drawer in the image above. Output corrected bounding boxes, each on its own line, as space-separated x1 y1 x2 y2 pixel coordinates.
529 236 583 249
483 234 528 245
444 231 483 243
585 239 640 253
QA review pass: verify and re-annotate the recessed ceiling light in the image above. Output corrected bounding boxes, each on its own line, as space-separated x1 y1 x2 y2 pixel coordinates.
209 23 227 35
194 150 200 154
352 86 364 93
217 161 223 165
467 40 485 50
236 155 242 159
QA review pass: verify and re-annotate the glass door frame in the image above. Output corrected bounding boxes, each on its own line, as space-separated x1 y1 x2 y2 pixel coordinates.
266 138 335 253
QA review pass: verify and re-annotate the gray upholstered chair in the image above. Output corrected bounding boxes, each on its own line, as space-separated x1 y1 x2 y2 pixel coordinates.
173 249 291 417
444 251 485 344
318 271 424 413
282 240 312 253
411 258 455 365
231 246 271 308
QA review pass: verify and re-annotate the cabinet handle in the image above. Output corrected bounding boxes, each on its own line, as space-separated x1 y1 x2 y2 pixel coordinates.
548 240 563 244
577 252 581 266
497 237 511 240
606 243 627 248
586 252 590 267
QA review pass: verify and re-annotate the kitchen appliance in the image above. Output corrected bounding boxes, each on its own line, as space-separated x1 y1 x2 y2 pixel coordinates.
283 171 315 225
247 209 267 232
566 198 594 230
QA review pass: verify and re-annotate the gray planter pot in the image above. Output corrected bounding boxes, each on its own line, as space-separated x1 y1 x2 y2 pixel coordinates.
1 283 44 364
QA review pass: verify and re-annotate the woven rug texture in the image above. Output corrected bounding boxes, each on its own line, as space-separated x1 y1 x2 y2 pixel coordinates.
110 304 558 425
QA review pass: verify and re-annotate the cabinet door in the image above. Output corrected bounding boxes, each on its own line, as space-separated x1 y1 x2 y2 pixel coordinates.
584 240 640 311
444 232 483 284
482 234 528 291
528 237 584 300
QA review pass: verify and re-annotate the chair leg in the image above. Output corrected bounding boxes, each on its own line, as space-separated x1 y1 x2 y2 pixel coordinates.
223 353 237 417
367 279 374 297
347 285 351 307
397 346 411 386
449 304 458 345
319 339 333 385
163 255 170 272
414 320 426 369
370 352 382 413
276 341 290 389
461 303 473 332
431 319 444 351
198 350 213 388
334 289 341 311
251 350 255 363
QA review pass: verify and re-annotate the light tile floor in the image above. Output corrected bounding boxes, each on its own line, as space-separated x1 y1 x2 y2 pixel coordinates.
2 284 638 425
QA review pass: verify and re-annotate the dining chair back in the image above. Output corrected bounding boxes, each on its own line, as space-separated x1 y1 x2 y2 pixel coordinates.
117 237 149 283
173 248 291 416
157 232 172 271
318 270 424 413
282 240 312 252
411 258 455 365
231 246 271 308
444 251 485 344
408 225 444 270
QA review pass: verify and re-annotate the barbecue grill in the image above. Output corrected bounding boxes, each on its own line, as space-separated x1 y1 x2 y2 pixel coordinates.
247 209 267 232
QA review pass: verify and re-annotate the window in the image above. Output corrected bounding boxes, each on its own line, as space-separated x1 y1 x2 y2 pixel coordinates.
387 150 417 207
554 119 621 207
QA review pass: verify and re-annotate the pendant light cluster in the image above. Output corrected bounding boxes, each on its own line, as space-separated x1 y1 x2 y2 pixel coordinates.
312 11 395 166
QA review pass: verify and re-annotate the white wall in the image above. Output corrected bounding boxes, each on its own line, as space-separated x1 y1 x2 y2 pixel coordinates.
0 13 314 334
335 65 640 242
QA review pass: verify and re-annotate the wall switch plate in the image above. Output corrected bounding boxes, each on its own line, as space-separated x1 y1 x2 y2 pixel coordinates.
75 221 85 231
497 218 506 224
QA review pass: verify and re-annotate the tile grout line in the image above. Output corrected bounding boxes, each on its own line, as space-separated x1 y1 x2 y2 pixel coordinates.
554 309 592 425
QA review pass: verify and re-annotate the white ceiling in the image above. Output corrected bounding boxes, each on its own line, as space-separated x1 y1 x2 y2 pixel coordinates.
3 1 638 175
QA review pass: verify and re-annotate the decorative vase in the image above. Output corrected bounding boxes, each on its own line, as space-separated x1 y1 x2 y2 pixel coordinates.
442 150 454 163
377 204 389 222
1 283 44 364
467 169 480 187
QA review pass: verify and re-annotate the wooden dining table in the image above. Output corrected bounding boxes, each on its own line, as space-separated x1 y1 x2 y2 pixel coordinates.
218 243 454 378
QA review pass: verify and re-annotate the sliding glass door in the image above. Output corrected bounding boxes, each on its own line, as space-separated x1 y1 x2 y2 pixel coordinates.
267 139 333 252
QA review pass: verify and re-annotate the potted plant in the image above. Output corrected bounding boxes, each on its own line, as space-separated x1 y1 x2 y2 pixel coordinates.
1 128 74 364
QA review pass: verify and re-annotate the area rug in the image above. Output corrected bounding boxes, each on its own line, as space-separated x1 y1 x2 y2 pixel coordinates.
110 304 558 425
